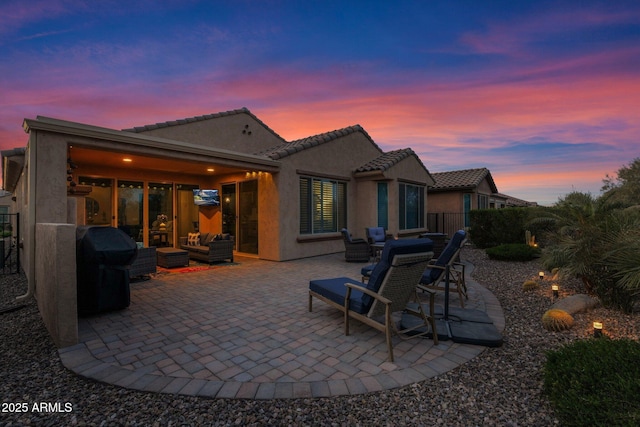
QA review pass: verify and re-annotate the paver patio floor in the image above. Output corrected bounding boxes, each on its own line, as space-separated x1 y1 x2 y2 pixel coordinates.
59 252 504 399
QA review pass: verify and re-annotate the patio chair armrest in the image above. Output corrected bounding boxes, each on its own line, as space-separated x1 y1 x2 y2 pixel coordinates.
345 282 392 305
416 284 436 295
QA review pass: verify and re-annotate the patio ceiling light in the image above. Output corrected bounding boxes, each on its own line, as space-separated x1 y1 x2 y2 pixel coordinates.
123 158 132 163
207 168 214 172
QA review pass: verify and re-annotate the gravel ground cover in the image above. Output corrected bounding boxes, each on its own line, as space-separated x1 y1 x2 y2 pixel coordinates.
1 247 637 426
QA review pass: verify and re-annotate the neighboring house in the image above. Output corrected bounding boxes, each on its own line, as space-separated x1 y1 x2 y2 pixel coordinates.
426 167 535 237
1 108 434 341
428 167 499 215
493 192 538 208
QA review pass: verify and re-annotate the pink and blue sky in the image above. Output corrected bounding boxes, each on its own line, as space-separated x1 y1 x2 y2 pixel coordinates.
1 0 639 205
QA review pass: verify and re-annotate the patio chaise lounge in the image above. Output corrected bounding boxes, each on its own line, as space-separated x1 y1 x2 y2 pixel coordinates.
419 229 468 307
309 239 438 362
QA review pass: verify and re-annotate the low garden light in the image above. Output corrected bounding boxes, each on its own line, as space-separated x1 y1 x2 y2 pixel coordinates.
552 284 559 299
593 321 603 338
539 271 545 280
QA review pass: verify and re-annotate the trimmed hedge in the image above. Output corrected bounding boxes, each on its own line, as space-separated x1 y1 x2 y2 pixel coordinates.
485 243 540 261
469 208 529 248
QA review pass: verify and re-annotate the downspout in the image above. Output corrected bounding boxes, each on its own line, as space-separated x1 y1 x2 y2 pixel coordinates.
16 133 36 302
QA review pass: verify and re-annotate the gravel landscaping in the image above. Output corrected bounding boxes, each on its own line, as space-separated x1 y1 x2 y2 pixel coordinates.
1 247 638 426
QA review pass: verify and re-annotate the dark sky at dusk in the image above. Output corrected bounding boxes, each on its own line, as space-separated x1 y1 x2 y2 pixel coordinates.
1 0 639 205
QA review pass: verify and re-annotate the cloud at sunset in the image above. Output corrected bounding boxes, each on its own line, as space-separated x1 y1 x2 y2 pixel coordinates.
1 1 639 205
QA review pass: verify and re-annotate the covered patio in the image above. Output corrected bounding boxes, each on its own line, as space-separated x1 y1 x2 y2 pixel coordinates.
59 251 504 399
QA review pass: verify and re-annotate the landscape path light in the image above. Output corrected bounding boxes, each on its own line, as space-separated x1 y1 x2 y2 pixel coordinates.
593 321 603 338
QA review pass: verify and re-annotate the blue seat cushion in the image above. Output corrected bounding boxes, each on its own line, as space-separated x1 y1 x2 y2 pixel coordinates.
309 277 369 314
311 239 434 314
361 264 375 277
425 230 466 283
363 238 433 282
367 227 386 243
420 267 437 285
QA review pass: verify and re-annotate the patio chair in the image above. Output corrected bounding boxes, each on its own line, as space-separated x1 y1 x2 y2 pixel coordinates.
419 229 468 307
309 239 438 362
340 228 370 262
366 226 392 258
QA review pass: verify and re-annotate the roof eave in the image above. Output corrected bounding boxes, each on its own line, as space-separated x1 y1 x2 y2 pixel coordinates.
23 116 281 172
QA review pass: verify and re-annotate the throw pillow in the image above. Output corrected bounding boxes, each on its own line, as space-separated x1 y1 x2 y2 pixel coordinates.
200 232 210 245
187 232 200 246
203 233 216 245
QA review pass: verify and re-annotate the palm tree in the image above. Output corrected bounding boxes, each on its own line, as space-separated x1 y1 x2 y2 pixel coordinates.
532 192 640 313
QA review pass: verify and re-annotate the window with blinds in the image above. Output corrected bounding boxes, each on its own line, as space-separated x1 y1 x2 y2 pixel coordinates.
300 177 347 234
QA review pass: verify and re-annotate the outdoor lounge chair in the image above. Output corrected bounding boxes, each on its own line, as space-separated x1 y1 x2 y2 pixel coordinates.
419 229 468 307
309 239 438 362
340 228 370 262
366 226 392 257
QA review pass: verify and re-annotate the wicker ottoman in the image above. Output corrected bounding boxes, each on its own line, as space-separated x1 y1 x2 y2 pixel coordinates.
129 247 157 277
156 247 189 268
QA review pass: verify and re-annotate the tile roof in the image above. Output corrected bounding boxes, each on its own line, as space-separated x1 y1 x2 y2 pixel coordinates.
494 192 537 207
122 108 433 183
122 107 286 142
256 125 383 160
355 148 429 174
430 168 498 192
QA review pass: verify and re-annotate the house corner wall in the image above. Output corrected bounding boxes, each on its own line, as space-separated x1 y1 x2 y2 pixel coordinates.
35 223 78 348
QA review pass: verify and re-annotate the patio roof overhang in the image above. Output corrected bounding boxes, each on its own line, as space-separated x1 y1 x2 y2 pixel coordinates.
23 116 281 175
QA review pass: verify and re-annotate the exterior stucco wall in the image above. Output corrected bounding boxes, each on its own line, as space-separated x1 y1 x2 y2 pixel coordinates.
256 171 280 261
36 132 68 224
275 132 382 260
35 223 77 348
477 178 493 195
134 113 284 155
355 179 381 238
18 131 69 292
428 191 465 213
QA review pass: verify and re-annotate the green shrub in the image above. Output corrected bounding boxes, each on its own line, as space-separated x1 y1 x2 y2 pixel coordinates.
469 208 529 248
485 243 540 261
544 338 640 426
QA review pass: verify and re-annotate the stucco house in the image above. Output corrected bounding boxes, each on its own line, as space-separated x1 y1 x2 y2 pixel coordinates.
1 107 435 346
426 167 536 237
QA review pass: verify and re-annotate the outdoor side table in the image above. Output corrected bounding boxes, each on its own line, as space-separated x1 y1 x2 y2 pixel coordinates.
156 247 189 268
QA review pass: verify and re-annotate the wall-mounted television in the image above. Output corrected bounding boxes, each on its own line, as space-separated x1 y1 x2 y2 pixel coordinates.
193 189 220 206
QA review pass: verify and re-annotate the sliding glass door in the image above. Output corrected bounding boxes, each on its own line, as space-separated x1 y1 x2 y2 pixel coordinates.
117 180 144 243
238 180 258 254
177 184 200 240
222 181 258 255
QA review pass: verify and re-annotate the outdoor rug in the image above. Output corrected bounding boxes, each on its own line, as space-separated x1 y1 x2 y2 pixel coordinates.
155 260 238 275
